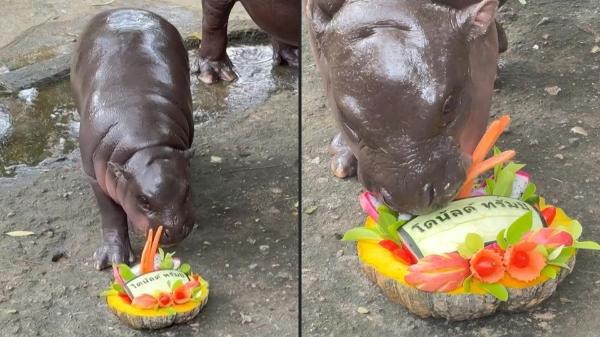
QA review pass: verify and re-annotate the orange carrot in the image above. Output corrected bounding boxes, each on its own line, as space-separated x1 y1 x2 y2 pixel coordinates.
140 228 153 274
456 150 516 199
146 225 163 273
471 115 510 166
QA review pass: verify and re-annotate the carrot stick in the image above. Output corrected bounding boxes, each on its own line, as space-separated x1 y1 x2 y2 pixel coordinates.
467 150 515 182
140 228 153 274
147 225 163 273
456 150 516 199
471 115 510 165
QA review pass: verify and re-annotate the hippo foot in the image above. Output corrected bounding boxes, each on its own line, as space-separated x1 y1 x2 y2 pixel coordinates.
329 133 357 178
272 40 299 67
93 240 135 270
196 55 237 84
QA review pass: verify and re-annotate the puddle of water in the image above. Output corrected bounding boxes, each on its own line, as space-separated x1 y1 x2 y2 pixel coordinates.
0 44 298 177
191 44 298 123
0 80 78 177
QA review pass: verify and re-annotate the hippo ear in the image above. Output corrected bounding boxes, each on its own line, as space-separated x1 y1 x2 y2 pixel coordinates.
107 162 130 181
458 0 499 39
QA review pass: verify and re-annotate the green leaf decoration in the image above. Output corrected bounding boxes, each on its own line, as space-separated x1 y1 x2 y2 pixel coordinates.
573 241 600 250
463 275 473 293
192 288 203 300
484 179 495 196
496 229 507 250
541 265 558 279
160 254 174 270
493 162 526 197
179 263 191 275
111 282 124 293
342 228 384 242
520 182 537 202
377 204 398 218
457 243 474 259
547 245 565 261
171 280 183 291
466 233 484 252
536 245 548 258
100 289 118 297
549 262 571 270
479 283 509 301
524 195 540 205
550 247 575 264
164 307 177 316
506 211 533 245
569 220 583 241
493 146 502 179
117 264 136 282
159 248 165 261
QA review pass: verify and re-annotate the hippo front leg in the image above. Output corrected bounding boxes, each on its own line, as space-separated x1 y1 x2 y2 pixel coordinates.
329 133 357 178
89 180 135 270
196 0 238 84
271 38 299 67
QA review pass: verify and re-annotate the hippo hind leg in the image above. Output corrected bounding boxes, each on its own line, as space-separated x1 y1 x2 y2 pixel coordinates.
329 133 357 178
89 180 135 270
271 38 299 67
196 0 238 84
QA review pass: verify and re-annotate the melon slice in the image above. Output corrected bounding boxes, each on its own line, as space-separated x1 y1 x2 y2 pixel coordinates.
106 277 209 329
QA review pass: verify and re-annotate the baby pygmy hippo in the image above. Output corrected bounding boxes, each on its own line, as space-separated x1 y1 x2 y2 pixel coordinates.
71 9 195 270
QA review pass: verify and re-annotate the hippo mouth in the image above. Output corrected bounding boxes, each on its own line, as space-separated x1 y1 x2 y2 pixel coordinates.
362 116 515 216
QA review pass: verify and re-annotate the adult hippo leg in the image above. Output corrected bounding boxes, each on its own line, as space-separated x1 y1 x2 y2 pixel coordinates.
197 0 238 84
329 133 357 178
89 180 134 270
271 38 299 67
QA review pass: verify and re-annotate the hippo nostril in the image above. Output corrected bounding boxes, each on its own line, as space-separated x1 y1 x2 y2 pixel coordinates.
427 185 435 207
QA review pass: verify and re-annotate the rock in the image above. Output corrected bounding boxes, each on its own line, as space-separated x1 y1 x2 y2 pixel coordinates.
240 312 253 324
357 307 370 314
210 156 223 164
259 245 270 253
544 86 561 96
570 126 588 136
591 46 600 54
310 157 320 164
305 205 318 214
0 104 10 139
0 65 8 74
270 187 283 194
536 17 550 26
532 44 540 50
249 263 258 270
336 250 344 258
18 87 38 104
554 154 564 160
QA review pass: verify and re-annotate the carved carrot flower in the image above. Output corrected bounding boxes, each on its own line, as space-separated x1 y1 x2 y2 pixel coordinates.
155 292 173 308
172 285 192 304
131 294 159 309
504 241 546 282
470 249 505 283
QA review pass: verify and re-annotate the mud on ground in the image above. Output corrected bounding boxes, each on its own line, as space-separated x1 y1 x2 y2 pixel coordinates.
0 2 299 337
302 1 600 336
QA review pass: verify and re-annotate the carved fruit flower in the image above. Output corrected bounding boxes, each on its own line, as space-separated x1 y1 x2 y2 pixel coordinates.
172 285 192 304
504 241 546 282
469 249 505 283
131 294 159 309
156 292 173 308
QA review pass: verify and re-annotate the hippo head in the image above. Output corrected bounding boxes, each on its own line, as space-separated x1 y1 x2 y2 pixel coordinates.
107 147 195 244
307 0 500 214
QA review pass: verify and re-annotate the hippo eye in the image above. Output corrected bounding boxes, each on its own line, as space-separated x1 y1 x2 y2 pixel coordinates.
137 195 151 209
441 96 459 126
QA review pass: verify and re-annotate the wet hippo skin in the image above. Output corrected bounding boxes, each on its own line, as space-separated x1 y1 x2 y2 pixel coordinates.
306 0 503 215
71 9 195 270
197 0 301 84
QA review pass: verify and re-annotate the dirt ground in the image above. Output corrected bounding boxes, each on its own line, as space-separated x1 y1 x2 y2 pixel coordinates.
302 1 600 337
0 2 298 337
